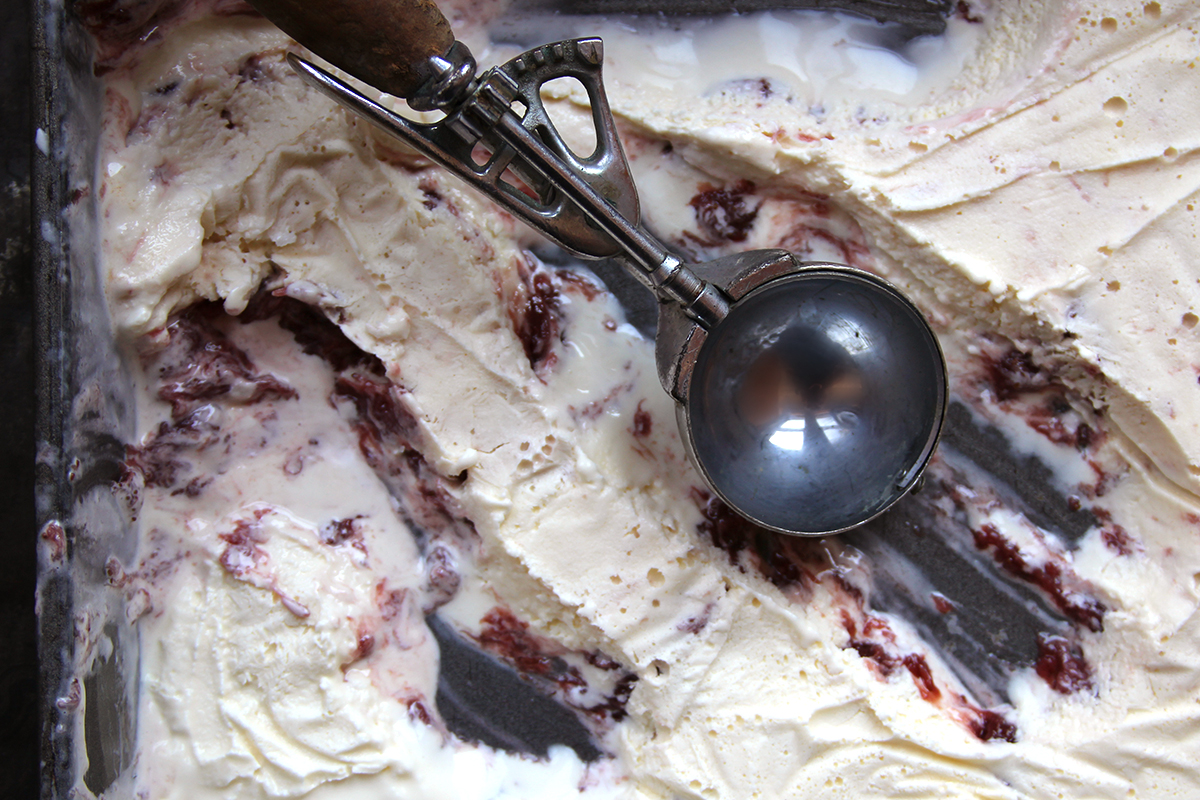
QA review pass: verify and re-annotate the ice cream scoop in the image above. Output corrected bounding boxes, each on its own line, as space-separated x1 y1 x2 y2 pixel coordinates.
247 0 947 535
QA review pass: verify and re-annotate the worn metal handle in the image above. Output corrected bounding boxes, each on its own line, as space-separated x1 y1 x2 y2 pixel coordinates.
247 0 454 99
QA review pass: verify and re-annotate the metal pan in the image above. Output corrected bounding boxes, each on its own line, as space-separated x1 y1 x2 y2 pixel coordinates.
33 1 1099 796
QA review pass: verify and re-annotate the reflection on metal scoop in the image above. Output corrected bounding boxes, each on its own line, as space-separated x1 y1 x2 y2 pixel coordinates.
683 268 944 534
248 0 947 535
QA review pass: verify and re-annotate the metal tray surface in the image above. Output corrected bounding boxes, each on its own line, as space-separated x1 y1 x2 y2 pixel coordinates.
34 1 140 795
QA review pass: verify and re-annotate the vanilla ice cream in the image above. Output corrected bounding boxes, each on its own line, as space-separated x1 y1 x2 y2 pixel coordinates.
87 0 1200 798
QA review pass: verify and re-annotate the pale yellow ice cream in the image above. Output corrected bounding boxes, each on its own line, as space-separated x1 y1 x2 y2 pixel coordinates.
94 1 1200 798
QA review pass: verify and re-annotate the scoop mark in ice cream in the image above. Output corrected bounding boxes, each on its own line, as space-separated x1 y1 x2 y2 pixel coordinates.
237 291 480 571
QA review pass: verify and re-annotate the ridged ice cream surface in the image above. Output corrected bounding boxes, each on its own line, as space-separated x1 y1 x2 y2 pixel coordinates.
92 1 1200 798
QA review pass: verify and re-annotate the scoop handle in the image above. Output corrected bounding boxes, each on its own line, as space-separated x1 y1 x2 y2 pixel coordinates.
247 0 454 99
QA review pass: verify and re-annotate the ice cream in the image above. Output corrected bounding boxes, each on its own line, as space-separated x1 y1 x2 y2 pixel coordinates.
88 0 1200 798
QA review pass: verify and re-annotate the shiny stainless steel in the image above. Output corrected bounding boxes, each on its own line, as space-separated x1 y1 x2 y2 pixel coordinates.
655 249 800 403
406 40 478 112
290 39 732 329
289 53 610 259
291 37 946 535
492 111 730 327
671 258 948 535
290 40 728 328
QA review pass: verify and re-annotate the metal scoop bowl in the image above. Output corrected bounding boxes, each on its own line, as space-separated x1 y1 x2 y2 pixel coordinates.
248 0 948 535
661 253 945 534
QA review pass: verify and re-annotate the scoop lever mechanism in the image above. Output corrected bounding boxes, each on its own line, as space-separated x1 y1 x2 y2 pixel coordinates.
287 42 730 329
